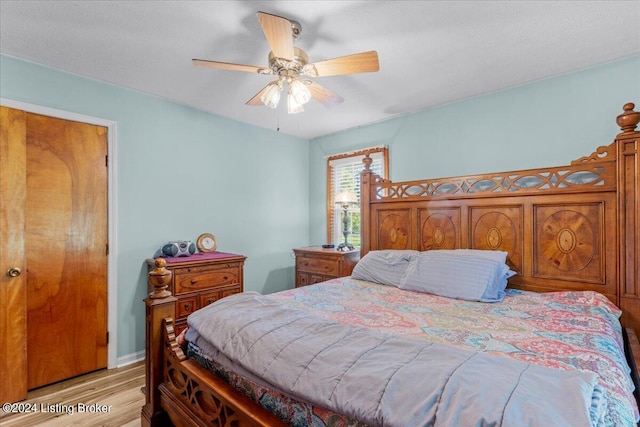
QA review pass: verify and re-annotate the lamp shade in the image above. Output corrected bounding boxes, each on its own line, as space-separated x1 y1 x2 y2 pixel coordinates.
289 79 311 105
287 92 305 114
335 190 357 206
261 81 282 109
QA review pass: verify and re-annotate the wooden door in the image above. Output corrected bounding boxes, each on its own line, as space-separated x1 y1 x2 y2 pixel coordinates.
0 106 28 403
25 112 108 389
0 107 108 399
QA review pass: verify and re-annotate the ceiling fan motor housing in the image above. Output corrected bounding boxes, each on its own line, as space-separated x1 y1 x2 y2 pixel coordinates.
268 47 311 78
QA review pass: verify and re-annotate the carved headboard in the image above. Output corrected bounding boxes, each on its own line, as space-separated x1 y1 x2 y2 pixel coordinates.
360 103 640 331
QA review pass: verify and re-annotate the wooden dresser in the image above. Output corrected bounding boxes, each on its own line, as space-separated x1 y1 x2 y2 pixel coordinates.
293 246 360 287
146 252 246 334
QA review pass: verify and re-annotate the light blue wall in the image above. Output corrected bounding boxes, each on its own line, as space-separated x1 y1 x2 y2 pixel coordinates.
0 54 309 359
309 55 640 245
2 53 639 360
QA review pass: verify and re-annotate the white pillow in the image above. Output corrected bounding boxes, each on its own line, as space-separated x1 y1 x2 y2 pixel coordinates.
399 251 515 302
351 250 419 287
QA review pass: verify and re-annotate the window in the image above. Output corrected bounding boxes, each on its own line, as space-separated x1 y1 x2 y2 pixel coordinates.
327 147 388 247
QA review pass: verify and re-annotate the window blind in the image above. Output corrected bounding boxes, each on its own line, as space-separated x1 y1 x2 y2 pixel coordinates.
327 148 387 246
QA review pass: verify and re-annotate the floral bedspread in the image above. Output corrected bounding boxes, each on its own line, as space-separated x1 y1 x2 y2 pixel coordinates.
190 278 639 426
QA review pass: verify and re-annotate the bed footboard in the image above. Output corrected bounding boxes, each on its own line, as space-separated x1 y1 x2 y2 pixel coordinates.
161 318 286 427
143 258 286 427
624 328 640 414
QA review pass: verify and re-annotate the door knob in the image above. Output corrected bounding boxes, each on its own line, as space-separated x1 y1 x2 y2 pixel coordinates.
6 267 21 277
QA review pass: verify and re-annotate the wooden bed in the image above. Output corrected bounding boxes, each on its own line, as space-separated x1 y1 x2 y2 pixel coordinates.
142 102 640 427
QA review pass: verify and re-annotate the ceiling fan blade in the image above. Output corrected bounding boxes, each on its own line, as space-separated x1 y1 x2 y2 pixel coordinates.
306 81 344 107
192 59 271 74
257 11 295 60
246 81 277 106
311 51 379 77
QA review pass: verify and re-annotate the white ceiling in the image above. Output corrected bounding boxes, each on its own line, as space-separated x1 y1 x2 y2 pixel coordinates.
1 1 639 139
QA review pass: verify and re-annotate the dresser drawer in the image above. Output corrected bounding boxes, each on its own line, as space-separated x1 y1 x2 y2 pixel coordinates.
174 320 189 336
296 256 338 276
172 261 242 276
174 267 240 294
200 290 220 307
176 295 197 319
146 254 246 319
199 284 242 308
220 284 242 298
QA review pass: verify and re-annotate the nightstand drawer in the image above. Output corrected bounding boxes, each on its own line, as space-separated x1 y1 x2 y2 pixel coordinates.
174 267 240 294
297 273 309 287
296 256 338 276
297 272 334 286
293 247 360 288
310 274 329 285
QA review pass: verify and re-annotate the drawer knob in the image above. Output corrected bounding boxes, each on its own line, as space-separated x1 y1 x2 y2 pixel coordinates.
191 279 197 284
223 276 228 280
208 298 214 304
184 303 190 310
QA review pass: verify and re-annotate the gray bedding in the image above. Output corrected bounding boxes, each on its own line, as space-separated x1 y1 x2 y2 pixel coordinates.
186 292 606 427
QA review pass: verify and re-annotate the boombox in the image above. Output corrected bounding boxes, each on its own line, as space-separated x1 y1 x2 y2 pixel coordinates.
161 241 196 257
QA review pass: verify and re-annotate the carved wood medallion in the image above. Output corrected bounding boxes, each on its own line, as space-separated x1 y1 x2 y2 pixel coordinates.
376 209 410 250
534 204 603 283
418 208 460 250
470 206 522 272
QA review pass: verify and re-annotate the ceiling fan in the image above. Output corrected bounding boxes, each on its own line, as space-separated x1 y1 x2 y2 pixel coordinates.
192 11 380 114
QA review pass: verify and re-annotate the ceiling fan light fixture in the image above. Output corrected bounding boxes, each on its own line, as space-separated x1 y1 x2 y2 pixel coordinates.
195 12 379 114
261 81 282 109
287 92 305 114
289 79 311 105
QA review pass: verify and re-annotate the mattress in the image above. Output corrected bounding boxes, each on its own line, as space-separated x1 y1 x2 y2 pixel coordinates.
186 277 638 426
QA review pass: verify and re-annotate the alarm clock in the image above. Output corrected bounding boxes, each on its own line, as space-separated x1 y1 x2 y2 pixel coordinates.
161 241 196 257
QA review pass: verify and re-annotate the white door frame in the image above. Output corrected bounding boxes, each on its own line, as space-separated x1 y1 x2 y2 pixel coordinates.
1 98 119 369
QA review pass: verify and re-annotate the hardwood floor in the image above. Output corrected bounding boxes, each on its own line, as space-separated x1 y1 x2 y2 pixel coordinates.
0 361 144 427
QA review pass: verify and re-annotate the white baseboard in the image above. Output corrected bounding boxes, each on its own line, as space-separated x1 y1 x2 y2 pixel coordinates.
116 350 145 368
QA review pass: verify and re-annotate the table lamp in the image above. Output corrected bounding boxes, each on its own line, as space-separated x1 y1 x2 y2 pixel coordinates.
335 190 357 251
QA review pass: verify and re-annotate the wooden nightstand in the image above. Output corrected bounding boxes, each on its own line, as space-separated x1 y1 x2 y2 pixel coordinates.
293 246 360 287
146 252 246 334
